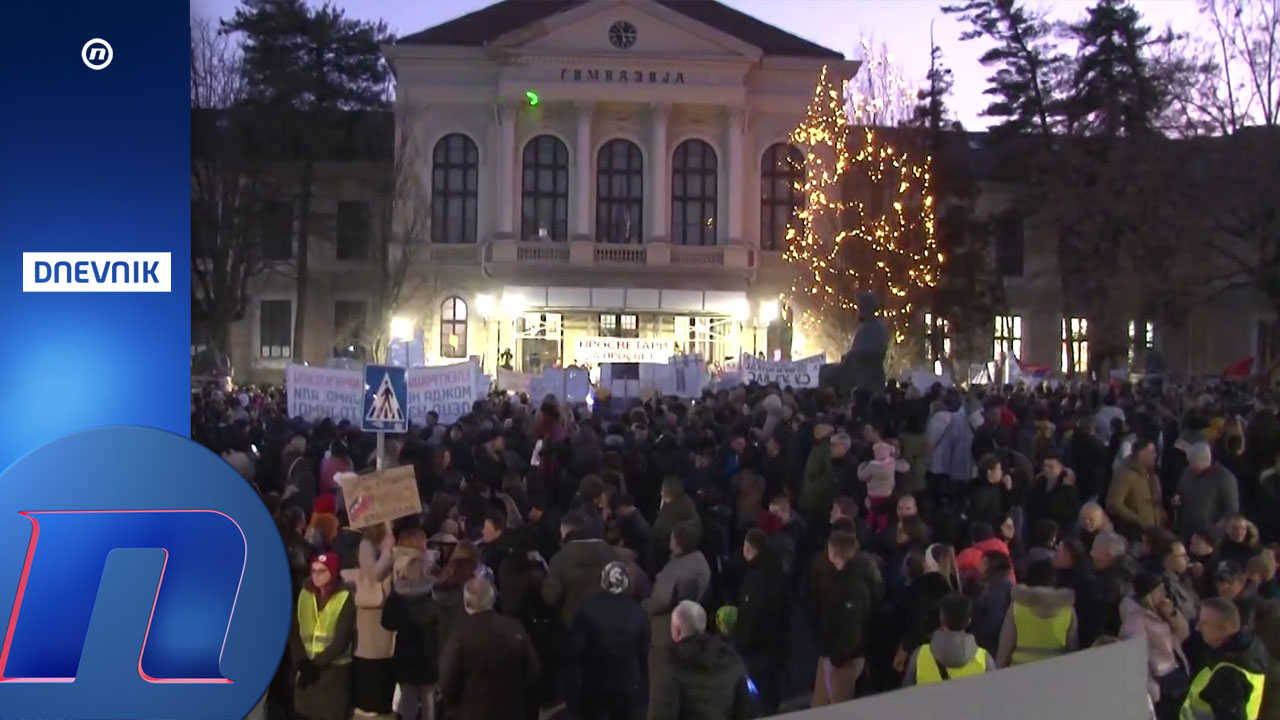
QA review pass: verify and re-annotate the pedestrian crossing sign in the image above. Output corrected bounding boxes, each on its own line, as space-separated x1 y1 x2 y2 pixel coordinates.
362 365 408 433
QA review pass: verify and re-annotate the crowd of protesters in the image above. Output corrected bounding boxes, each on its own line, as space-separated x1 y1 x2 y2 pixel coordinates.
192 374 1280 720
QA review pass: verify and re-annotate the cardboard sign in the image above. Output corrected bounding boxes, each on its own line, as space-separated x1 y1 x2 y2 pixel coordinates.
575 337 675 364
334 466 421 529
739 354 825 388
287 365 365 423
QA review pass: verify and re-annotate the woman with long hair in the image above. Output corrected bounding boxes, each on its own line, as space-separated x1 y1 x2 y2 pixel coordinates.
290 553 355 720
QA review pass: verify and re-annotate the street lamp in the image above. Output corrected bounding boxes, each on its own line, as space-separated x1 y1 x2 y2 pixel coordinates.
389 316 414 341
476 294 495 318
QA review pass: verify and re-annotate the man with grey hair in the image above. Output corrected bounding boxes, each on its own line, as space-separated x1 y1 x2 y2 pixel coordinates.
1173 442 1240 540
649 600 753 720
1082 530 1136 644
440 578 539 720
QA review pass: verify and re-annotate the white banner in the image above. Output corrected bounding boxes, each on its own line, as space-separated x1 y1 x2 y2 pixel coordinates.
287 361 480 427
497 368 535 394
739 354 826 388
287 365 365 424
575 337 675 364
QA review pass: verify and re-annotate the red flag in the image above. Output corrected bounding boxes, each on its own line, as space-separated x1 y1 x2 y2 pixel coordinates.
1222 357 1254 378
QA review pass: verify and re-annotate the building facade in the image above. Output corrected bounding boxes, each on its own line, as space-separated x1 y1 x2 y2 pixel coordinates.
216 0 1278 384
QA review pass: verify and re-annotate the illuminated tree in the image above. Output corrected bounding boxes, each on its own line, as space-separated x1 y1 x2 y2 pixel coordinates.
785 66 942 353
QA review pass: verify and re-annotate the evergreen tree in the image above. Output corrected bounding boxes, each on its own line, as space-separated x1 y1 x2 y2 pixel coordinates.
1064 0 1164 136
223 0 393 363
943 0 1067 143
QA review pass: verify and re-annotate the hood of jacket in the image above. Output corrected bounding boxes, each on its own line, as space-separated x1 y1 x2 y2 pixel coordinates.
1210 631 1270 675
929 629 982 668
1011 584 1076 618
560 538 617 570
671 632 742 674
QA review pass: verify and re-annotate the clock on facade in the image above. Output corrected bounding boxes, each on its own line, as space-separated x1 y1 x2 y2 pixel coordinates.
608 20 637 49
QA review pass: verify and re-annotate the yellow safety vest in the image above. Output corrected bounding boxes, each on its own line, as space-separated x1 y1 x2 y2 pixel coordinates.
297 587 351 665
915 644 991 684
1180 662 1265 720
1009 602 1072 666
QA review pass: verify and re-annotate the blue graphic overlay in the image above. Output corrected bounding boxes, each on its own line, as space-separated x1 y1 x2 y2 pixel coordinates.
0 427 290 720
3 510 246 682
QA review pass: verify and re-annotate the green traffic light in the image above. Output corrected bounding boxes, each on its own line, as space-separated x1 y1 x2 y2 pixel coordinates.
526 90 539 106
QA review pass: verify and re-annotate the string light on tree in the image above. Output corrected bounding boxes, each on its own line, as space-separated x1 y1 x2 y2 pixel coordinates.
784 65 943 347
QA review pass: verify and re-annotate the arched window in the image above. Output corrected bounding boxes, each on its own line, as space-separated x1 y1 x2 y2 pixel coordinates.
596 139 644 244
671 139 718 246
760 143 804 251
431 134 478 244
440 296 468 358
521 135 569 241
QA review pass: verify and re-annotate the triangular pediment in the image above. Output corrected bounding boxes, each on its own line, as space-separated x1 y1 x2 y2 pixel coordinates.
494 0 762 60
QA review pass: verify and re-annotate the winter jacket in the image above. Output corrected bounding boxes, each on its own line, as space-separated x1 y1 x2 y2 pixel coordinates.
439 610 540 720
340 538 395 660
288 585 356 720
968 479 1012 530
996 584 1079 668
566 591 649 703
1025 469 1082 532
971 577 1013 655
652 493 701 570
898 431 929 496
902 629 997 687
1164 569 1201 624
1106 457 1166 537
380 575 440 685
1176 463 1241 540
1195 631 1270 720
733 549 790 657
1119 596 1189 703
800 436 834 516
543 539 618 627
649 633 753 720
819 560 875 666
645 551 712 650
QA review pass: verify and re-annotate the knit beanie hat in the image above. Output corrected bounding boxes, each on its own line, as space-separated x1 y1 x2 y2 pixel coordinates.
716 605 738 636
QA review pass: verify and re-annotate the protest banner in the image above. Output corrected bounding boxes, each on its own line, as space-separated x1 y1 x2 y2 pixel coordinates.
910 368 953 393
739 354 825 388
405 360 478 425
497 368 535 395
286 364 363 423
575 337 674 364
334 466 421 530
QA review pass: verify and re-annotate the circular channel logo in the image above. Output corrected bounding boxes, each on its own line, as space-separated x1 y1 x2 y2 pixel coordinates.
82 39 113 70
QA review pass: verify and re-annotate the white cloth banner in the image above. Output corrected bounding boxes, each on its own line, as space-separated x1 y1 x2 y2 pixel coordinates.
287 365 365 423
287 361 480 427
575 337 675 364
497 368 535 394
739 354 826 388
910 368 954 393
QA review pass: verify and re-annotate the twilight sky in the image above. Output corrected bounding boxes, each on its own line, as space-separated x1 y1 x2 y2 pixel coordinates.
191 0 1205 129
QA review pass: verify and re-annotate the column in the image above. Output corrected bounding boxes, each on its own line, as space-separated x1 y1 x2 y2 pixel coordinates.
649 103 671 243
726 106 747 244
573 101 595 241
495 101 517 239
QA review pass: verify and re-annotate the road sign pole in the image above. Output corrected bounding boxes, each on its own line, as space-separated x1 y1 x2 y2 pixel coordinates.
375 432 386 473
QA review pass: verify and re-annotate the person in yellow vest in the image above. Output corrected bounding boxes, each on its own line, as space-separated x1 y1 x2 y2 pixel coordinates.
1182 597 1268 720
289 552 356 720
903 592 995 687
997 559 1078 667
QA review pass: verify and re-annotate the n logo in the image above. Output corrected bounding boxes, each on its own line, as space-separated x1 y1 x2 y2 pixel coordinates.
1 510 246 682
0 426 289 720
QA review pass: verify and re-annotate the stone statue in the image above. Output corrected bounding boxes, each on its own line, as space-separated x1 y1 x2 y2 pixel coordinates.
839 292 888 394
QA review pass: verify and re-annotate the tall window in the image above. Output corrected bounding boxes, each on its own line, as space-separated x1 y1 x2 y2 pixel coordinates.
995 209 1024 277
924 312 952 375
431 134 479 244
336 201 370 259
678 316 730 362
440 296 468 358
259 299 292 358
596 139 644 244
1259 320 1280 375
671 139 718 246
334 300 367 346
1062 317 1089 375
1128 319 1154 366
760 143 803 251
261 201 294 260
521 135 569 241
600 314 639 338
993 315 1022 363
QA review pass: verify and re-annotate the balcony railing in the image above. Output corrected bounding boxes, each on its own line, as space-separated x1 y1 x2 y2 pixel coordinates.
484 240 756 274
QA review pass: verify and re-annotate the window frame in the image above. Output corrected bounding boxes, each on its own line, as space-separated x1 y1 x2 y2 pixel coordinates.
596 138 644 245
1062 316 1089 375
440 296 468 359
521 135 570 242
430 134 479 245
335 201 371 260
993 314 1022 363
760 143 804 251
259 299 293 358
671 139 719 246
260 200 294 261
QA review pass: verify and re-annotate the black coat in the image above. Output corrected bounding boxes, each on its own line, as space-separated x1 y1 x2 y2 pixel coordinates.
897 571 952 652
733 550 791 657
1024 473 1081 532
380 581 440 685
649 633 753 720
566 591 649 699
967 480 1012 530
818 560 875 666
439 610 540 720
